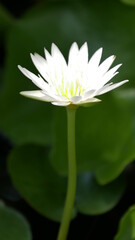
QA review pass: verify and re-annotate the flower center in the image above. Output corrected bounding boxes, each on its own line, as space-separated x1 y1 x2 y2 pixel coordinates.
56 80 85 99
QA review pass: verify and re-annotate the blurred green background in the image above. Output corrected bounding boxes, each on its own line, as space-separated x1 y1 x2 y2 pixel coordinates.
1 0 135 239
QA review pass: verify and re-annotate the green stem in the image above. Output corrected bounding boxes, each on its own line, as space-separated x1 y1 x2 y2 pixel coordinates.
57 106 77 240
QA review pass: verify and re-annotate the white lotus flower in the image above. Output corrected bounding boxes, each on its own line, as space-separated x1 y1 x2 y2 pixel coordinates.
18 42 128 106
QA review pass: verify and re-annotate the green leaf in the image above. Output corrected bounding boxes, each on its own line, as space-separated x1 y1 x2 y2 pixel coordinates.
0 201 32 240
50 92 135 184
76 173 126 215
8 144 126 219
114 205 135 240
8 144 77 222
120 0 135 6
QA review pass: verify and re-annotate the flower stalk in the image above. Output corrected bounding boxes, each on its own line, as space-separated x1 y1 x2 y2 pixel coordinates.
57 106 77 240
18 42 129 239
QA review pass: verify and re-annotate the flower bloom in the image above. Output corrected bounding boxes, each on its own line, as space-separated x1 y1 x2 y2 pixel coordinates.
18 42 128 106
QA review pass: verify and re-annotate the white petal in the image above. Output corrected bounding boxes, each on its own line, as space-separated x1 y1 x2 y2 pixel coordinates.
88 48 103 69
71 96 82 103
51 43 67 80
99 64 122 86
76 97 101 105
79 42 88 64
68 42 79 66
97 55 116 76
52 101 70 106
18 65 53 93
83 89 96 98
97 80 129 96
33 53 46 63
51 43 59 56
30 53 48 80
21 90 44 97
41 90 68 102
44 48 52 63
95 82 113 95
51 43 66 64
20 90 55 102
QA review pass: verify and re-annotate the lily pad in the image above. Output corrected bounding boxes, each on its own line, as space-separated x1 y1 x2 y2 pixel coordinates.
8 144 77 222
0 201 32 240
76 172 126 215
114 205 135 240
8 144 126 220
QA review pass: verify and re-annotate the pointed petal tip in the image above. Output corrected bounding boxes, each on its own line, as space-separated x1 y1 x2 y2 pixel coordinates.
20 91 26 96
88 47 103 67
18 64 21 69
80 42 88 52
30 52 42 61
117 63 122 68
123 79 129 83
18 65 24 72
82 41 88 47
44 48 48 54
71 42 79 49
118 79 129 84
93 98 101 102
34 52 41 57
17 65 29 75
73 41 78 45
20 90 35 96
96 47 103 58
51 42 57 48
51 42 57 55
110 55 116 63
30 53 34 60
93 47 103 56
98 47 103 53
